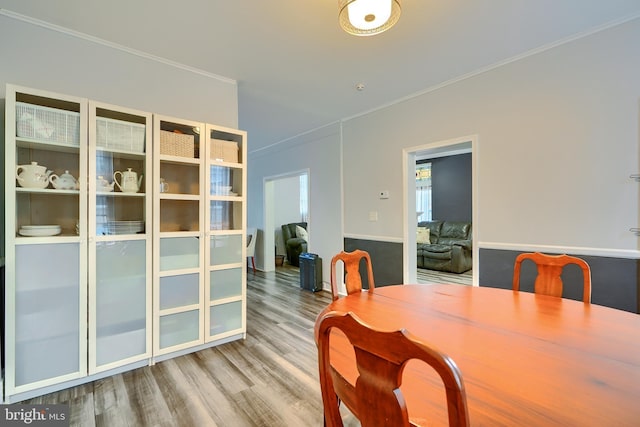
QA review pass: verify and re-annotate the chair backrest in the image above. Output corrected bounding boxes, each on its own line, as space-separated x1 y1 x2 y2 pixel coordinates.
512 252 591 303
316 310 470 427
246 227 257 257
330 250 375 301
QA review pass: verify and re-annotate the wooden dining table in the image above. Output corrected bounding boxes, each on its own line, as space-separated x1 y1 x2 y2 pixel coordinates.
314 284 640 426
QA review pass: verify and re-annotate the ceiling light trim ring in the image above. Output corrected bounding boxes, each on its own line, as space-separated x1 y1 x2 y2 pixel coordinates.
338 0 402 36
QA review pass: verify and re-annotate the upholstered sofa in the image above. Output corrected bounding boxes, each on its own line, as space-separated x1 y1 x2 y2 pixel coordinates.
417 221 472 273
281 222 308 267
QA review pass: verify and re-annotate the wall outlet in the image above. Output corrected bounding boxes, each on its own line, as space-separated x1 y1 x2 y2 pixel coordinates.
369 211 378 221
379 190 389 199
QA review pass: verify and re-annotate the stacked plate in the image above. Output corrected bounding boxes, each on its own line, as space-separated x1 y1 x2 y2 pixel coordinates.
19 225 61 237
100 220 145 235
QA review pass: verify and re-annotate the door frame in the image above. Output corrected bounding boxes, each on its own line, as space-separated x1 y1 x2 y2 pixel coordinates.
402 135 479 285
263 169 310 272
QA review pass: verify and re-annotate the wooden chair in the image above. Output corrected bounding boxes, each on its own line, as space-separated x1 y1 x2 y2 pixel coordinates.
330 250 375 301
316 310 470 427
512 252 591 302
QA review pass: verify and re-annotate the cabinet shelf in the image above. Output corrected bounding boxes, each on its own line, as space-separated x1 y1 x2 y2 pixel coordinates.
209 195 242 201
96 147 146 159
209 229 243 236
159 155 201 165
97 191 146 197
158 231 201 238
15 235 81 244
95 234 147 242
160 193 200 201
210 160 243 168
17 138 80 153
17 187 80 195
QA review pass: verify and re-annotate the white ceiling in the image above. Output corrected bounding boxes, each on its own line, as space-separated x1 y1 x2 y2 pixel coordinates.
2 0 639 151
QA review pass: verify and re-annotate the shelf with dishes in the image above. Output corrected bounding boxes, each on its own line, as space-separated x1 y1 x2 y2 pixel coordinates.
17 187 80 195
96 220 145 236
16 159 80 191
16 188 80 238
159 161 200 196
15 221 78 238
96 191 146 197
209 164 242 196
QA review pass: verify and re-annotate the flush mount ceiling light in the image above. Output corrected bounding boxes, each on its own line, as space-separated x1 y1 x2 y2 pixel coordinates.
338 0 401 36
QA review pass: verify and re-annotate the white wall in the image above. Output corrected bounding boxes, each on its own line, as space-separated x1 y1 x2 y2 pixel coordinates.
342 18 640 258
274 175 302 226
0 14 238 127
247 124 343 287
273 175 302 256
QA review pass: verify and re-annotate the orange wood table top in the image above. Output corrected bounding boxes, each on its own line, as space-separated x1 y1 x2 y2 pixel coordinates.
315 284 640 426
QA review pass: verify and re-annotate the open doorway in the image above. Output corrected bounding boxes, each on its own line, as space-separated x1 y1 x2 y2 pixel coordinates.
263 170 310 272
403 136 478 286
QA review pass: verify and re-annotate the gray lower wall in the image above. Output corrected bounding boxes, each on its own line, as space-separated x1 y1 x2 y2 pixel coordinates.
479 248 639 313
344 238 403 288
418 153 472 223
342 240 639 313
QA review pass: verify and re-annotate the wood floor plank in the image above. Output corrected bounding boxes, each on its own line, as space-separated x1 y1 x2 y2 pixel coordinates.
417 267 473 285
68 393 97 427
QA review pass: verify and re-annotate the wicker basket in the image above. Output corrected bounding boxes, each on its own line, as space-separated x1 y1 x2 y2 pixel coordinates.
211 139 239 163
16 102 80 145
160 130 195 158
96 117 145 152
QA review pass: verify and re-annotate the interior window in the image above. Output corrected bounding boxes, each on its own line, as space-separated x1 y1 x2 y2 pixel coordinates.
416 163 432 222
300 173 309 222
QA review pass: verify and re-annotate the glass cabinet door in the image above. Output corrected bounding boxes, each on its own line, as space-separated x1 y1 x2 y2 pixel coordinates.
204 125 247 342
94 240 147 366
153 115 205 357
14 243 81 387
88 102 152 373
5 84 88 397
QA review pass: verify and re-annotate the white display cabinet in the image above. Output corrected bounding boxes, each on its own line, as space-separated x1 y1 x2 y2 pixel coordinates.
88 101 153 374
152 114 206 357
4 84 246 401
152 118 247 359
4 84 88 398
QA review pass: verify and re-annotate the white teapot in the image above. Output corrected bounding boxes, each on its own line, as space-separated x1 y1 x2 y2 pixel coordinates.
16 161 52 189
114 168 143 193
96 175 115 192
49 170 78 190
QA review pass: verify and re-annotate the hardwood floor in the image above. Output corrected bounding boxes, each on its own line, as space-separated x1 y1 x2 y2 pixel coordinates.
24 266 344 426
416 267 473 286
24 265 467 426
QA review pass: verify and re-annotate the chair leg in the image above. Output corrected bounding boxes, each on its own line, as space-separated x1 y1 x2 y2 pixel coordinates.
251 257 256 273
